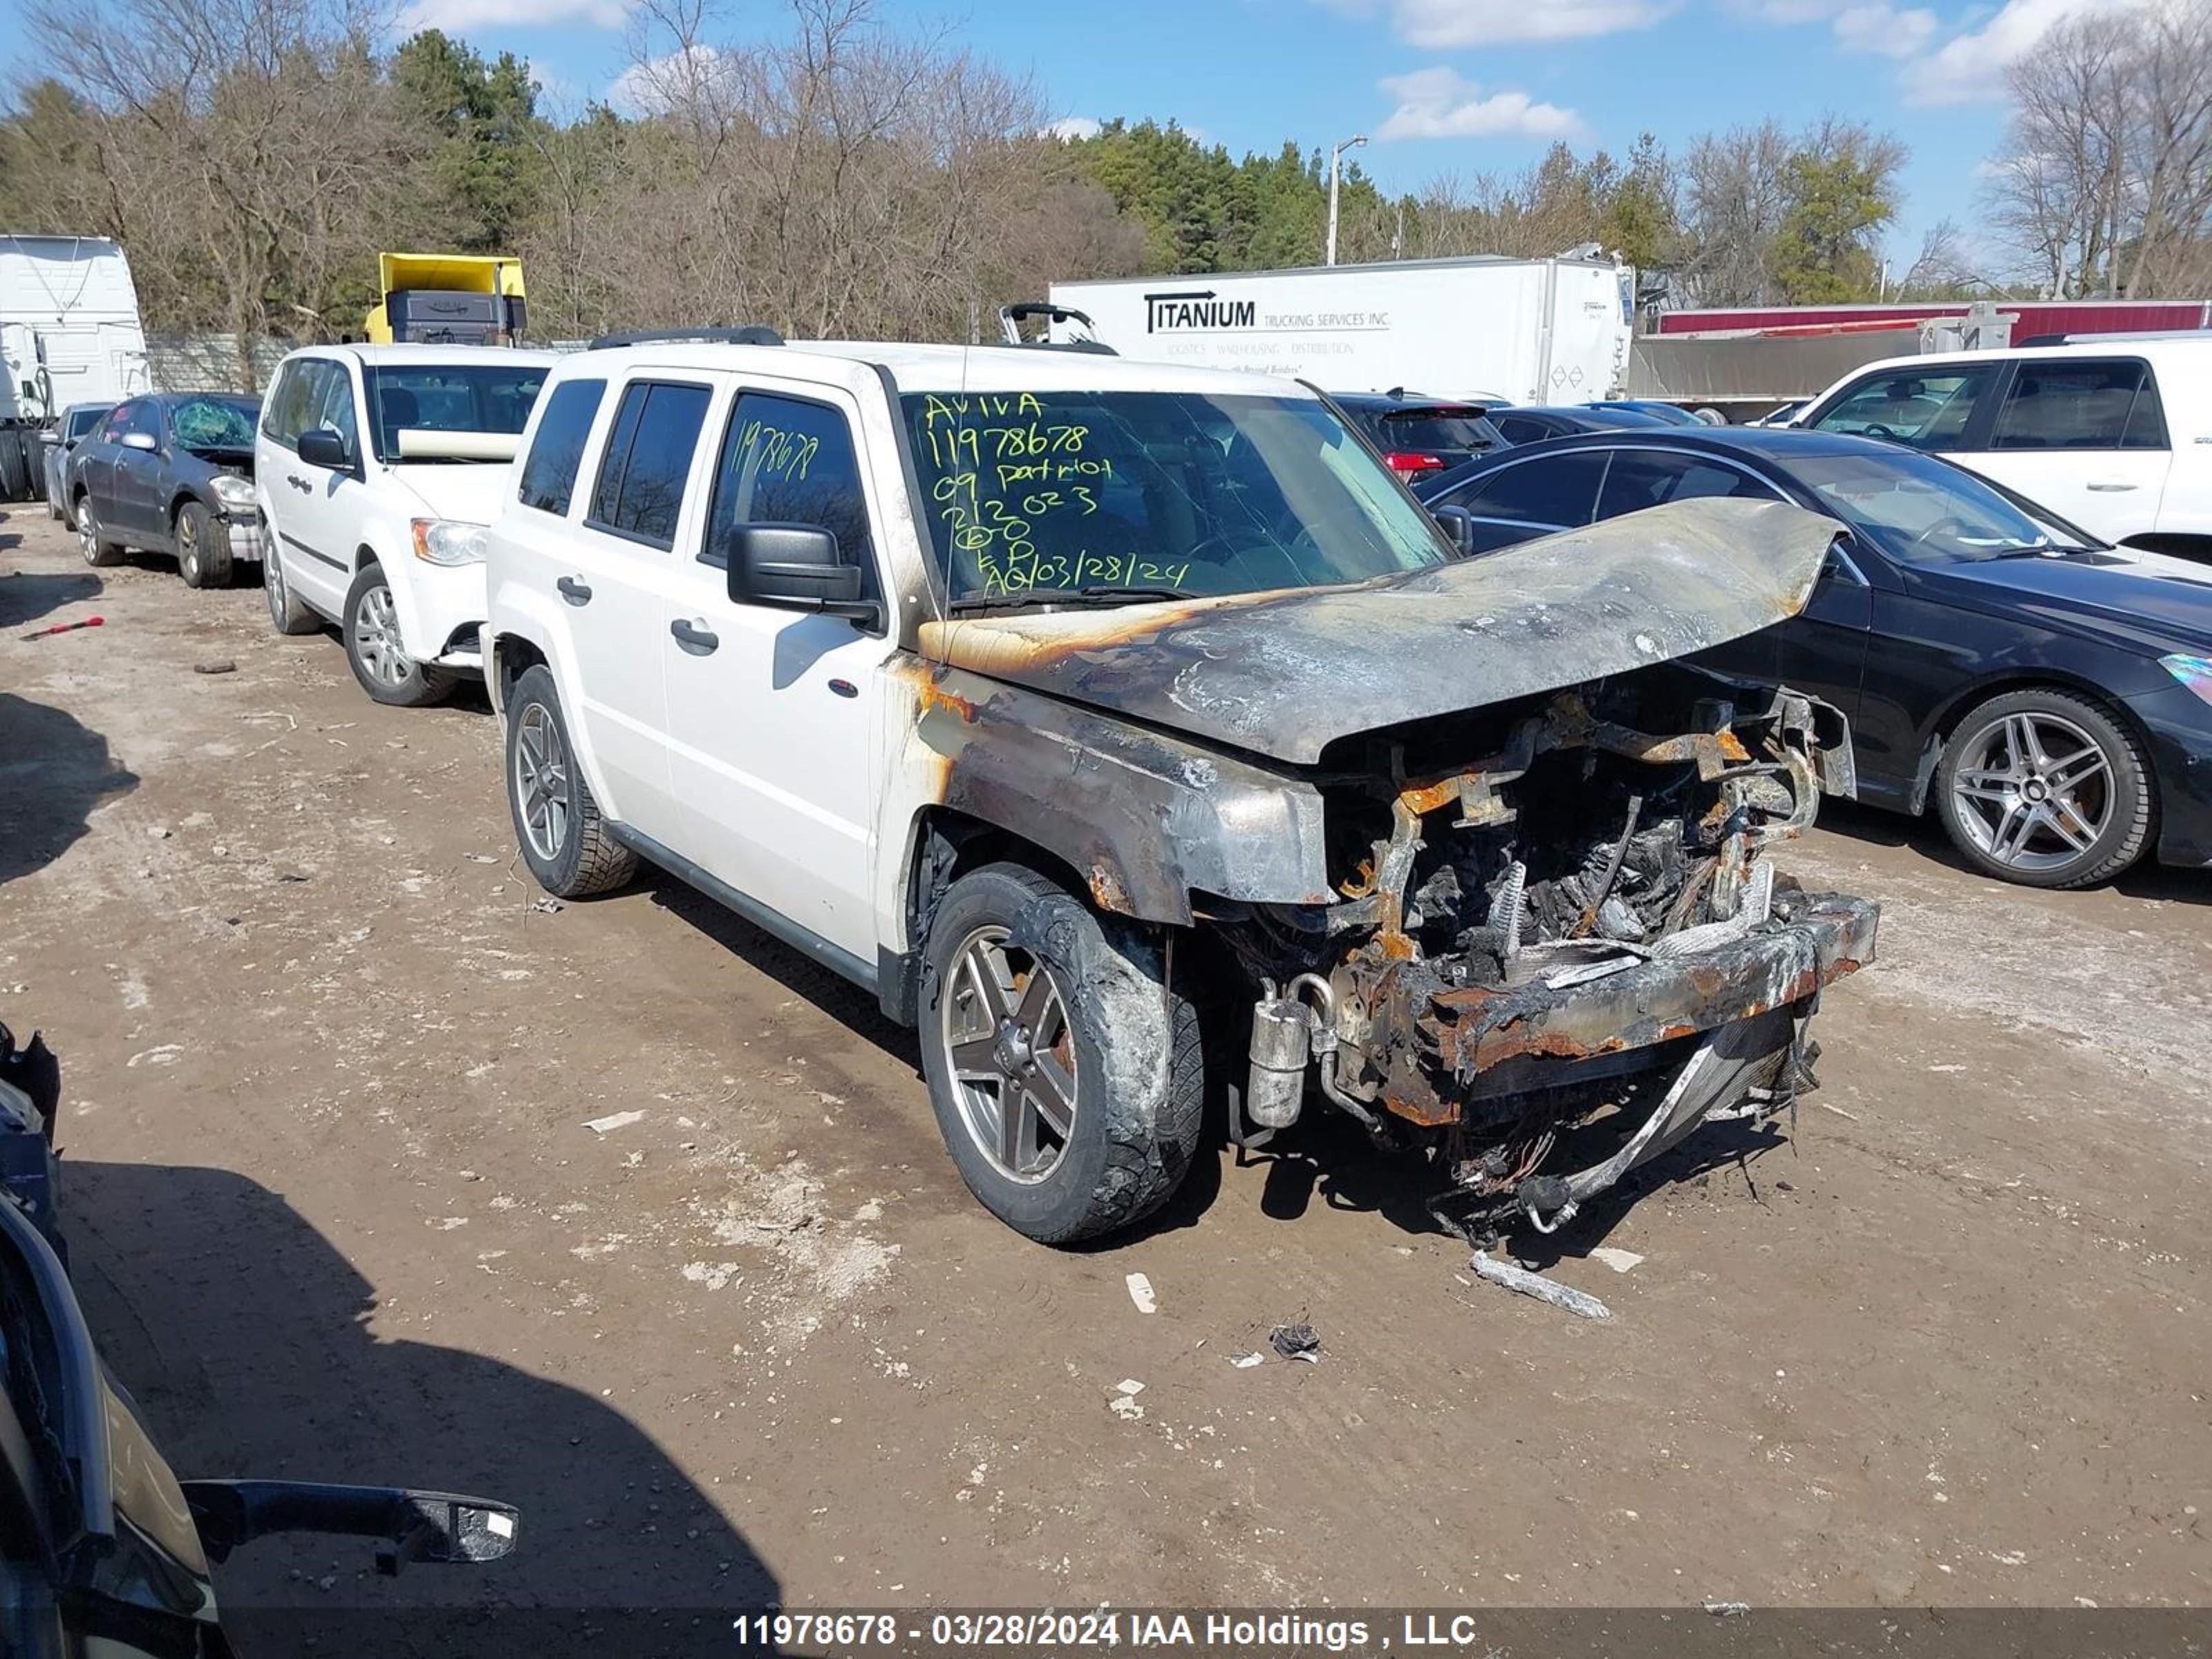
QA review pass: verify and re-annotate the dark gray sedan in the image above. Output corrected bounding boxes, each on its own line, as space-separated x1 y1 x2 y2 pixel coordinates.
66 392 267 588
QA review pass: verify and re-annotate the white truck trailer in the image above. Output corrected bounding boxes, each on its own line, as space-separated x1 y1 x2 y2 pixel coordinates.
0 234 151 501
1049 254 1635 404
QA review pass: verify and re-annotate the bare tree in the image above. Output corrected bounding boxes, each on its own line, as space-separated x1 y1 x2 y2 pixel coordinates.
1679 121 1793 305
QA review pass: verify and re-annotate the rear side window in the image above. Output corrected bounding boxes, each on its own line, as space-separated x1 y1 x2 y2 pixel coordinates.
1809 366 1998 452
1991 360 2164 451
1597 451 1770 520
1447 452 1606 529
704 392 875 578
518 378 606 517
589 380 711 548
1493 415 1550 446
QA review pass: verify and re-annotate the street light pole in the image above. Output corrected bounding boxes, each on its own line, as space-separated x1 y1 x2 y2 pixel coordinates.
1327 134 1367 266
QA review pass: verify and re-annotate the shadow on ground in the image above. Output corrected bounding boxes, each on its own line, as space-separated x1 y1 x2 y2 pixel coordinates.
0 569 100 629
0 693 137 885
68 1158 779 1656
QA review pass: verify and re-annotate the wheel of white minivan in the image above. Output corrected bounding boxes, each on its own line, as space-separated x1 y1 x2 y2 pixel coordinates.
1934 686 2153 889
919 862 1204 1245
504 664 637 898
343 561 454 707
263 543 319 635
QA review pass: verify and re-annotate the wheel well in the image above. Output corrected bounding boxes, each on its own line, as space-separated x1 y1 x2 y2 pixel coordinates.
169 491 200 527
1912 674 2156 814
355 544 378 575
492 635 548 709
892 807 1105 1024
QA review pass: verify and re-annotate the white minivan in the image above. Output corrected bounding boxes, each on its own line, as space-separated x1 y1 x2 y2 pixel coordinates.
256 344 556 706
1797 337 2212 562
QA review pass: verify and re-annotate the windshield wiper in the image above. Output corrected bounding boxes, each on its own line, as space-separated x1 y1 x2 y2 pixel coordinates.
947 585 1190 614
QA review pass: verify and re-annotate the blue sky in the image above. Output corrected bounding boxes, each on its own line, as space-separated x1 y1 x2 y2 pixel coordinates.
3 0 2113 281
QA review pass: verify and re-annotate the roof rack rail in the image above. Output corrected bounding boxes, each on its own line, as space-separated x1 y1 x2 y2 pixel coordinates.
996 301 1116 355
588 325 786 349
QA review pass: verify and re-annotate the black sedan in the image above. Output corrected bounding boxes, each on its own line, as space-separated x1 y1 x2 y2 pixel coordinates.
1329 391 1506 480
1414 426 2212 889
1485 404 1673 445
66 391 265 588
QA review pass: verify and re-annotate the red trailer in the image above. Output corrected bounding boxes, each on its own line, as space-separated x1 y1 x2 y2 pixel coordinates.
1654 299 2212 339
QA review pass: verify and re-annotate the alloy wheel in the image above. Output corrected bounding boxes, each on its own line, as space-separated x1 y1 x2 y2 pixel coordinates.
513 703 571 863
1948 711 2114 874
76 502 98 565
265 550 288 627
178 510 199 583
351 584 412 687
939 926 1078 1183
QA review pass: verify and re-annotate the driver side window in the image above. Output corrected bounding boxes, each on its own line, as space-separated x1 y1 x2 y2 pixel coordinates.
315 366 359 451
1810 366 1999 452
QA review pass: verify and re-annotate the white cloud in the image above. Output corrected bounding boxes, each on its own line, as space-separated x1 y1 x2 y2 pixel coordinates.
1831 1 1938 57
1043 116 1104 141
396 0 628 32
1900 0 2135 104
1319 0 1676 46
607 44 733 115
1375 66 1584 140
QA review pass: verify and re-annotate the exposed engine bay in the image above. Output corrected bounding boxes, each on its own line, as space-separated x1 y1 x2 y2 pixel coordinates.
1215 664 1879 1242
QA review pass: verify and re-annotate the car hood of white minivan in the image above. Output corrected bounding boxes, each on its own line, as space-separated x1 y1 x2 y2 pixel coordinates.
379 462 514 527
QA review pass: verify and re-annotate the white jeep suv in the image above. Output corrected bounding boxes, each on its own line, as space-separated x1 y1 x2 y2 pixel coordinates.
256 344 556 705
482 328 1877 1244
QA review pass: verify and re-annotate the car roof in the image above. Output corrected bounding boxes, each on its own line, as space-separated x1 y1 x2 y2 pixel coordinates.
294 344 562 368
1496 405 1671 425
1838 335 2212 381
1414 423 1912 496
1329 391 1497 413
565 337 1316 401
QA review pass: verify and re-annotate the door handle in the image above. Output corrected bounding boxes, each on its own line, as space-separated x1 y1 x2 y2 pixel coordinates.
2086 481 2138 491
671 618 719 654
556 577 592 606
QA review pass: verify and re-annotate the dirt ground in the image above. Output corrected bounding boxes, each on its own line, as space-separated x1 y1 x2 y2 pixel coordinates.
1 505 2206 1644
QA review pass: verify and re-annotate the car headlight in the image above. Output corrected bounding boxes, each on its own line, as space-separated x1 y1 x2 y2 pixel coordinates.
2159 653 2212 706
411 518 489 566
212 474 258 510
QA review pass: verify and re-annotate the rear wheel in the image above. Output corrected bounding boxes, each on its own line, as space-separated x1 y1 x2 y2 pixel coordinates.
76 497 124 568
176 500 234 589
504 664 636 897
343 561 453 707
263 544 319 635
919 863 1203 1244
1935 687 2153 889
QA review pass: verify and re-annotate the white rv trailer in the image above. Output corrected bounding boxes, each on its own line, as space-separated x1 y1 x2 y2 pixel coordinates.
1049 254 1635 404
0 234 151 500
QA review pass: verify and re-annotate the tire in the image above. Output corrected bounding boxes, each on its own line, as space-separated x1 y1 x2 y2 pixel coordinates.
343 561 454 708
918 862 1203 1245
0 429 29 502
76 496 124 567
263 543 319 635
504 664 637 898
175 500 234 589
1934 686 2154 889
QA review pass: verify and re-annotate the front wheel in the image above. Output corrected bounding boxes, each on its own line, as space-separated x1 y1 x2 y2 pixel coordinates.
504 664 637 898
176 500 234 589
1934 687 2153 888
919 863 1203 1245
343 561 454 708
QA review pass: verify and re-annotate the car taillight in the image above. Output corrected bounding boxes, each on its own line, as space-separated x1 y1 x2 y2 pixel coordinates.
1385 451 1445 474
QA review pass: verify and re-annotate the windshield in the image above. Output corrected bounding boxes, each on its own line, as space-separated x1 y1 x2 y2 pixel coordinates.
1376 408 1502 454
1792 449 2098 564
901 391 1450 603
168 397 259 452
365 363 546 463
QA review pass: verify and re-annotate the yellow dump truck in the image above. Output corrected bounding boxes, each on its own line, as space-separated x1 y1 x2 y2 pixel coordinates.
364 253 527 346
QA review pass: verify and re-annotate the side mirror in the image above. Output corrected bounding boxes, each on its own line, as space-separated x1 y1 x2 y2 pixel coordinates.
1430 503 1478 557
724 523 879 624
298 427 355 472
120 431 158 453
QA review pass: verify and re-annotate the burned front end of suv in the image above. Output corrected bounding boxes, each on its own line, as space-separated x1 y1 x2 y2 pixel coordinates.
905 496 1878 1239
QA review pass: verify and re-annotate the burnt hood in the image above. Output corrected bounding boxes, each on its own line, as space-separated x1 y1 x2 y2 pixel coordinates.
918 497 1841 766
